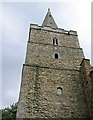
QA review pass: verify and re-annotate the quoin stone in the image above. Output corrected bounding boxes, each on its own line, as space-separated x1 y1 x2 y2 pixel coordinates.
16 9 93 119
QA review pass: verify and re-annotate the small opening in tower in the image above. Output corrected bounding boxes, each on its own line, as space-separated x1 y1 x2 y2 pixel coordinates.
71 112 74 117
86 81 88 84
53 37 58 45
71 112 74 114
49 15 51 17
57 87 62 95
55 53 58 59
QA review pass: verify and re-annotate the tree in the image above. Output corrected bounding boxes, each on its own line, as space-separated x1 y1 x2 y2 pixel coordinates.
0 102 18 119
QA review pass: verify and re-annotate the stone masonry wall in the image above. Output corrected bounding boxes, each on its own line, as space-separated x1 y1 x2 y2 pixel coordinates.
25 42 84 70
25 28 84 70
80 59 93 119
17 65 90 118
90 71 93 120
30 28 80 48
16 26 90 118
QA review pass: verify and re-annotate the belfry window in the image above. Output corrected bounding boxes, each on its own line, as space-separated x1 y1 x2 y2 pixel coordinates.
53 37 58 45
57 87 63 95
54 53 58 59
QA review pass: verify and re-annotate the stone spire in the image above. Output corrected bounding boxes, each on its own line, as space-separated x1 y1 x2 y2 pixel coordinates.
42 8 58 28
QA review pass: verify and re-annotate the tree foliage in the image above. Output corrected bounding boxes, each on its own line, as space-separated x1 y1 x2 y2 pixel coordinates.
0 102 18 119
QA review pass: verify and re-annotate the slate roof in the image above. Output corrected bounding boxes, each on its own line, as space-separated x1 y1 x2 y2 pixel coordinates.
42 8 58 28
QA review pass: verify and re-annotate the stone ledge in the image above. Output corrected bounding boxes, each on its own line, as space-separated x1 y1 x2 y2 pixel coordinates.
28 41 82 50
23 64 80 72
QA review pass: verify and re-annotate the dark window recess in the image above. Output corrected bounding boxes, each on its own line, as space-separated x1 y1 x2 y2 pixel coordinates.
49 15 51 17
55 53 58 59
53 39 55 45
71 112 74 117
71 112 74 114
56 39 58 45
86 81 88 84
57 87 62 90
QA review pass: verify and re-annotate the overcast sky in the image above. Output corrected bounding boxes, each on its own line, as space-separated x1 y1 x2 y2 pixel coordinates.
1 0 92 109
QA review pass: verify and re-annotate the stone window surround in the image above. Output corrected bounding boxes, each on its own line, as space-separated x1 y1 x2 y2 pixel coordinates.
53 37 58 45
57 87 63 95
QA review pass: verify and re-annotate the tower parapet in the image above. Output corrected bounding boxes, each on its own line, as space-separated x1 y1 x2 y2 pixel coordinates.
30 24 77 36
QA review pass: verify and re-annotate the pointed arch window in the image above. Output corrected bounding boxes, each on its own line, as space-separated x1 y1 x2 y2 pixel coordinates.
53 37 58 45
54 53 58 59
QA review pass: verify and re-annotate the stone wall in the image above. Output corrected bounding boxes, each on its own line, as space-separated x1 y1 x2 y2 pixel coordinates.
25 41 84 70
25 27 84 71
16 25 90 118
17 65 90 118
90 70 93 120
80 59 93 120
30 28 80 48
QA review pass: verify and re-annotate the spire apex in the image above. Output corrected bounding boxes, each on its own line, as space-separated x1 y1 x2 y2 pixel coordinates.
42 9 58 28
48 8 50 11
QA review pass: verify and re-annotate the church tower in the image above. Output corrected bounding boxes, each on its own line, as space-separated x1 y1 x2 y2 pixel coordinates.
16 9 91 118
